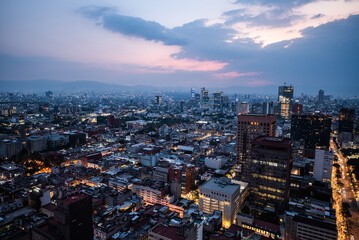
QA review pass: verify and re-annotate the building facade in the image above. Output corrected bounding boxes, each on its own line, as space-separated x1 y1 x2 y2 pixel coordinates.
199 178 248 228
250 137 292 213
236 114 276 181
278 85 294 120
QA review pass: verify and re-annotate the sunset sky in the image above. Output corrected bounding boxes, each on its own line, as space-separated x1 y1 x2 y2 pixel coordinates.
0 0 358 94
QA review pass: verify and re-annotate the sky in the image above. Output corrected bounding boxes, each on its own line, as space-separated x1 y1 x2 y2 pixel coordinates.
0 0 359 95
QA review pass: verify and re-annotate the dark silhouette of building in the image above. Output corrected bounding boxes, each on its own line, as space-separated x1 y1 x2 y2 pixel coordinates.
262 101 274 114
278 85 294 120
236 114 276 181
291 113 331 157
250 137 292 213
251 103 262 114
292 103 303 114
318 89 324 104
32 193 93 240
339 108 354 133
213 91 222 108
155 95 162 105
107 115 121 128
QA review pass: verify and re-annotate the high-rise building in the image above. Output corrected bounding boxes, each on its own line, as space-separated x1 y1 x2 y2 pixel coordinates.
213 91 222 108
45 90 53 98
339 108 355 133
236 102 249 114
55 193 93 240
236 114 276 181
155 95 162 105
313 148 334 184
278 85 294 120
318 89 324 104
250 137 292 213
251 103 262 114
199 178 248 228
33 193 93 240
292 103 303 114
262 101 274 114
291 113 331 151
191 88 195 100
195 93 200 102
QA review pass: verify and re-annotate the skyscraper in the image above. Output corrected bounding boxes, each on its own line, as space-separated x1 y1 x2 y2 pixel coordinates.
292 103 303 114
250 136 292 213
155 95 162 105
318 89 324 104
56 193 93 240
200 88 209 106
236 102 249 114
191 88 195 100
213 91 222 108
262 101 274 114
339 108 355 133
236 114 276 181
32 193 93 240
278 85 294 120
291 113 332 157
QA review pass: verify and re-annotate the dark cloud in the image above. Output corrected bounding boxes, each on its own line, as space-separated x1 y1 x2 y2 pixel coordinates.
79 6 187 45
172 15 359 95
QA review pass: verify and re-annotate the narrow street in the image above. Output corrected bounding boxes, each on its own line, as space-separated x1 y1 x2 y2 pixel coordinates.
331 140 359 240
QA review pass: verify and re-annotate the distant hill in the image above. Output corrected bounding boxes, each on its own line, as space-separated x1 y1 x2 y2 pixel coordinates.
0 80 160 93
0 79 277 95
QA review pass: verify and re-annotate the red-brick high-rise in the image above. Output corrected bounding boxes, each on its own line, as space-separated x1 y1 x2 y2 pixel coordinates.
236 114 276 181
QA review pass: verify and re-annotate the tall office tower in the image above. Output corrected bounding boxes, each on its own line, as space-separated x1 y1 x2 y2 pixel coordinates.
292 103 303 114
195 93 200 103
200 87 205 105
155 95 162 105
262 101 274 114
250 137 292 213
338 108 355 143
251 103 262 113
199 178 248 228
236 114 276 181
318 89 324 104
191 88 195 100
213 91 222 108
339 108 355 133
45 90 53 98
33 193 93 240
291 113 331 157
203 90 209 105
313 148 334 184
55 193 93 240
278 85 294 120
236 102 249 114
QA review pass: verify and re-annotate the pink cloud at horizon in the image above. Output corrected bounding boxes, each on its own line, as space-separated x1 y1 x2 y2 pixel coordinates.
213 71 261 79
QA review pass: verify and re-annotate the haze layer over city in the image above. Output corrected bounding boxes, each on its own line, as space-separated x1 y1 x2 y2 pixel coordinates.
0 1 359 240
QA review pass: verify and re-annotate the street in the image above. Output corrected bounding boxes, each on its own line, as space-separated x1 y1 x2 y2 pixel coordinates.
331 141 359 240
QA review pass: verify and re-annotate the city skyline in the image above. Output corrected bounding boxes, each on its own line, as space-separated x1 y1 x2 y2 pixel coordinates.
1 0 359 95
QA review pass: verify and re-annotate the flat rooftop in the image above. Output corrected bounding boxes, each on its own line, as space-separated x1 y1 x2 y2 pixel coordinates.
200 178 243 195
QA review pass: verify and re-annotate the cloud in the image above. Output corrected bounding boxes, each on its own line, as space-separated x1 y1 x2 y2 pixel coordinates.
79 6 187 45
213 71 260 79
223 0 359 46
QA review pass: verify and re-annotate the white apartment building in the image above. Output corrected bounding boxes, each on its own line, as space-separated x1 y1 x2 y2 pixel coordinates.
199 178 248 228
313 148 334 184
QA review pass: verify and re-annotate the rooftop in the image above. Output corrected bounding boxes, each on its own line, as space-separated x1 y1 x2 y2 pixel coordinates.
200 178 242 195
